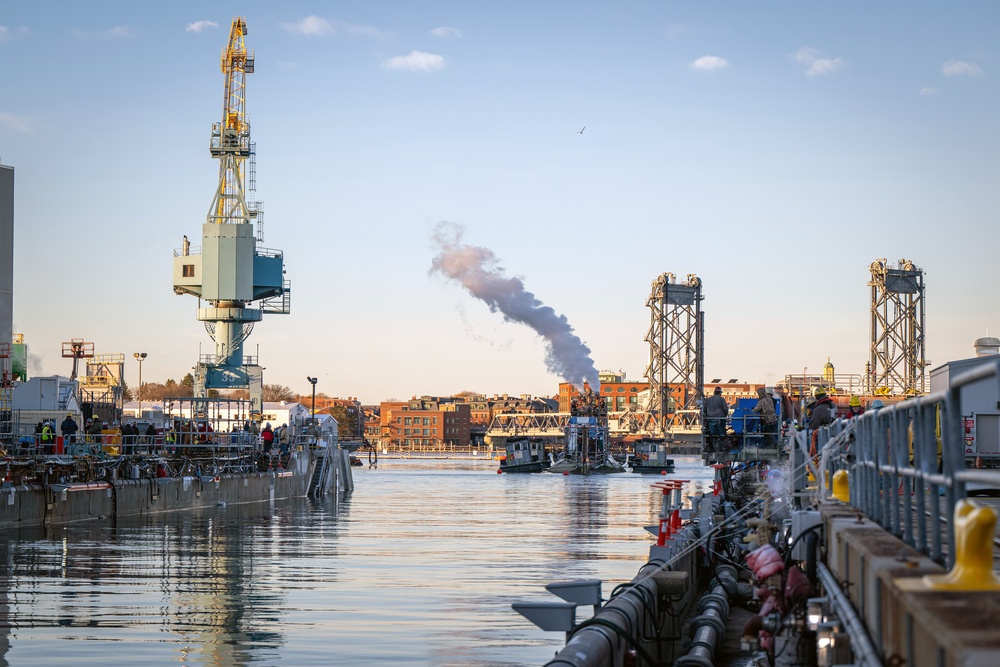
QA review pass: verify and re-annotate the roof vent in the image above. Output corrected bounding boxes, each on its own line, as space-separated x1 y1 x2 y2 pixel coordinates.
974 337 1000 357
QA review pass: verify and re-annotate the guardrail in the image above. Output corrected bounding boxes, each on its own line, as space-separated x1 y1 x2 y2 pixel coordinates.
815 358 1000 568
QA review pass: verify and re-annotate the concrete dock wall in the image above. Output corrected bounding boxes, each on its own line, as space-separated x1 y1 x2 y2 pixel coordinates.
0 450 314 528
822 501 1000 667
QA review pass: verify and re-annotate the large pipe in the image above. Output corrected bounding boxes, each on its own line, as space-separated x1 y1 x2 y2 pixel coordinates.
674 564 737 667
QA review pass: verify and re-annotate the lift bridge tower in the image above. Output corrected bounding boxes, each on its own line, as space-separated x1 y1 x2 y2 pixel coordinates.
644 273 704 433
172 18 290 419
868 258 926 396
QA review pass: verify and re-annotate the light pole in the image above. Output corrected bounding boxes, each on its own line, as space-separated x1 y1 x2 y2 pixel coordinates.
133 352 147 418
306 377 317 426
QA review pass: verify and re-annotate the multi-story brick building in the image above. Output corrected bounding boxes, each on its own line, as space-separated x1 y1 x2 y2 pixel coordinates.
379 396 471 449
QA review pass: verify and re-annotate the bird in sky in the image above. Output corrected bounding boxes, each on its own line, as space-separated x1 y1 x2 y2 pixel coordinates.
576 126 585 134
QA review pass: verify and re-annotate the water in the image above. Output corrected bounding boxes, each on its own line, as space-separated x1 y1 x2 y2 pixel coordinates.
0 456 714 666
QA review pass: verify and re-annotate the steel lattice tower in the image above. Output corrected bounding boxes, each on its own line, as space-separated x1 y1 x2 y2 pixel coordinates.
645 273 704 432
868 258 927 396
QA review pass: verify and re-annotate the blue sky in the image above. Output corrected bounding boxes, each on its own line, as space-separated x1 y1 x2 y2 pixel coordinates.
1 2 998 403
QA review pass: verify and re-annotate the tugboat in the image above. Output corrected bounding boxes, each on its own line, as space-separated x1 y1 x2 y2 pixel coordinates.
498 437 550 473
627 437 675 474
548 388 625 475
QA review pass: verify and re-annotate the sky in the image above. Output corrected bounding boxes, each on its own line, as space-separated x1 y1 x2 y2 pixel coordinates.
1 2 998 405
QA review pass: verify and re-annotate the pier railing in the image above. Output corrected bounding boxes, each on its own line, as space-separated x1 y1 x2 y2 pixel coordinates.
815 358 1000 568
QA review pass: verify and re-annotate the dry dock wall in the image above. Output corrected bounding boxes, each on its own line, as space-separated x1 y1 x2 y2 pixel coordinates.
821 501 1000 667
0 451 313 528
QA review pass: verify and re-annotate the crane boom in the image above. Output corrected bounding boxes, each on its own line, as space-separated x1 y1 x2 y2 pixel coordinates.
172 17 290 420
208 17 254 226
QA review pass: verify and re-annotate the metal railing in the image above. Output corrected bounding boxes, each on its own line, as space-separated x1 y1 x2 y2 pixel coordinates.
818 358 1000 567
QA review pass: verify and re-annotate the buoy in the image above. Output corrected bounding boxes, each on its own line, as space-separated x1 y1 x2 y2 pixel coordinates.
660 470 667 475
563 471 569 476
496 469 502 474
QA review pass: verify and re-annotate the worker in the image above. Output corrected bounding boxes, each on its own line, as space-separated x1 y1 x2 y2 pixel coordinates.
845 395 865 420
702 386 729 453
261 422 275 452
808 388 836 428
40 420 55 455
61 413 79 447
752 387 777 447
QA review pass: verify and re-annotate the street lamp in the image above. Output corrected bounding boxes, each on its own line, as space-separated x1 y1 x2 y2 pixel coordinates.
133 352 147 418
306 377 317 426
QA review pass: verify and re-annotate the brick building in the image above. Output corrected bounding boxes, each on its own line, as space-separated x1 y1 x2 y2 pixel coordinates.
379 396 471 448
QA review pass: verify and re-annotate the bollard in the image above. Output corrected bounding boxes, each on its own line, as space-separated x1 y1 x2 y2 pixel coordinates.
671 480 689 530
711 463 726 496
831 469 849 503
920 499 1000 591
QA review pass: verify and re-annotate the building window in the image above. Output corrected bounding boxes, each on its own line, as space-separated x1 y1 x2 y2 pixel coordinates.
617 387 625 392
423 429 429 436
182 264 195 277
629 387 638 392
423 417 429 425
432 428 437 435
404 417 411 425
397 417 402 424
404 428 411 435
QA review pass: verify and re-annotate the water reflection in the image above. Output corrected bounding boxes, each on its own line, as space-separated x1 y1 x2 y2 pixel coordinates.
0 457 712 666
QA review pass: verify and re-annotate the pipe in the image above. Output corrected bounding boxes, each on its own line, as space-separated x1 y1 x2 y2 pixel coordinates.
674 565 737 667
817 562 880 667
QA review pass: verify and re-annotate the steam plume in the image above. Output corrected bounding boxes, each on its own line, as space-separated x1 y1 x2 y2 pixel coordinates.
430 221 600 390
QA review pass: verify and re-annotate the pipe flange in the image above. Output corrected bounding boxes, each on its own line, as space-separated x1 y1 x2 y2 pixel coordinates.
675 653 714 667
691 612 727 637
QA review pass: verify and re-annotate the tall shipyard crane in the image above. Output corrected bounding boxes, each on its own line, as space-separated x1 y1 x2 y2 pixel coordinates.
173 17 290 419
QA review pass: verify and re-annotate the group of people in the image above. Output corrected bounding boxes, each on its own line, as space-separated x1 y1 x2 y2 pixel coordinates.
701 385 878 454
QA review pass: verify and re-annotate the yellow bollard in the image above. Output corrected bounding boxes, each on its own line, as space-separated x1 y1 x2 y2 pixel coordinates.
922 499 1000 591
832 469 849 502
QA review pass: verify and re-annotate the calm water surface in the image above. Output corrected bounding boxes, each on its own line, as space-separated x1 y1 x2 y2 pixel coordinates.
0 456 713 666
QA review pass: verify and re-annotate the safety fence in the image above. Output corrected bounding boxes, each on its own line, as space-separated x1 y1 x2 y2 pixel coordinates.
811 358 1000 568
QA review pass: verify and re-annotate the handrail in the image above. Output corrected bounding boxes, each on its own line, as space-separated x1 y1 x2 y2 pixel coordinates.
817 357 1000 567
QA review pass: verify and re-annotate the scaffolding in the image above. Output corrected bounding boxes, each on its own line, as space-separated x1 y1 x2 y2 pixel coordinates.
0 342 14 448
868 258 927 396
80 353 125 422
645 273 704 432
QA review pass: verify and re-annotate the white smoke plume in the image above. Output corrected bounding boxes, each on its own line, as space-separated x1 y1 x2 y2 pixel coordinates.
430 221 600 390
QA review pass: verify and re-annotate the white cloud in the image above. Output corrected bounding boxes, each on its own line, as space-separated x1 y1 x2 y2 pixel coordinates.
0 25 32 42
72 25 132 41
792 47 847 76
281 16 334 37
690 55 729 71
919 87 939 96
0 112 33 133
383 50 445 72
942 59 982 77
185 20 218 33
431 26 461 38
280 16 384 39
346 23 385 39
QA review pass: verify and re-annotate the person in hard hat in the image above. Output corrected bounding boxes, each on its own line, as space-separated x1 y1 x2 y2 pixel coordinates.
845 395 865 420
40 420 55 455
808 387 836 428
702 386 730 453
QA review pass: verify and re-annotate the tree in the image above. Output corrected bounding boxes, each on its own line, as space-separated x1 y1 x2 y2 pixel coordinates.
262 384 296 402
328 405 358 439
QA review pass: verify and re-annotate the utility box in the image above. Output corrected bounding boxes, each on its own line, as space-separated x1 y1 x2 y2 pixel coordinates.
930 356 1000 460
